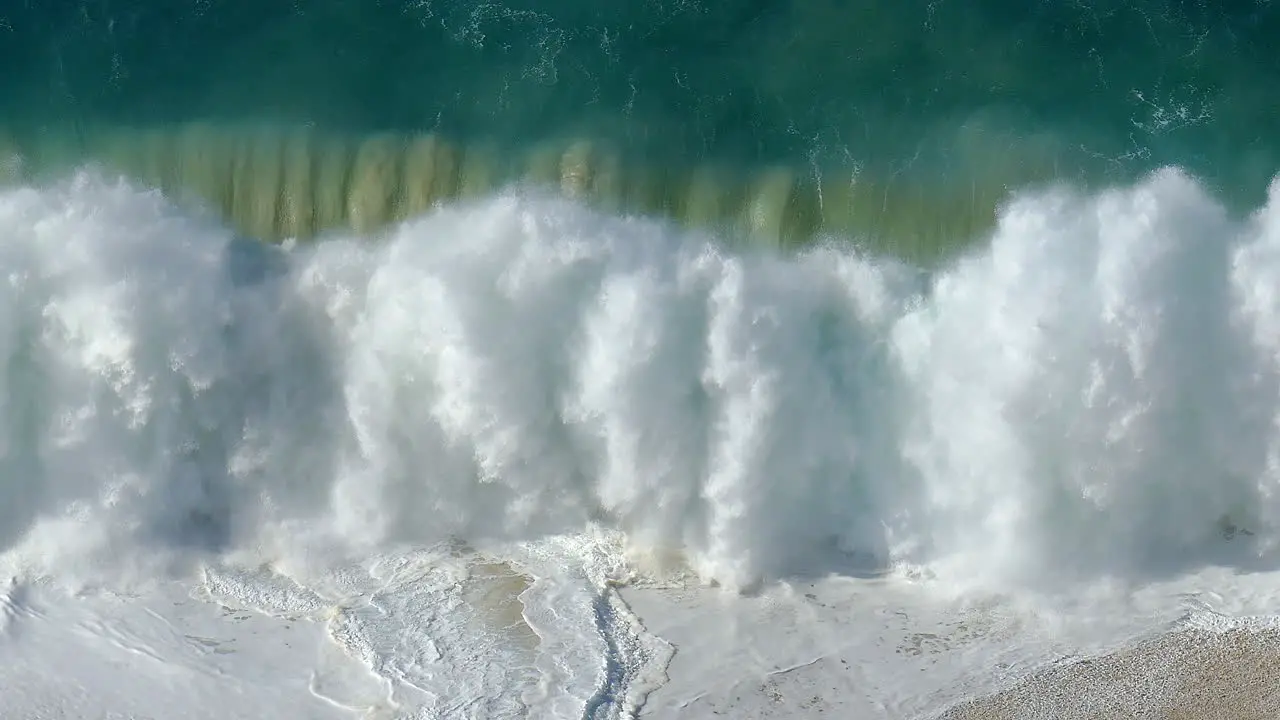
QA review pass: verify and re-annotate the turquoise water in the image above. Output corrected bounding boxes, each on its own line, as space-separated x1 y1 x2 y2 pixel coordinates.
2 1 1278 253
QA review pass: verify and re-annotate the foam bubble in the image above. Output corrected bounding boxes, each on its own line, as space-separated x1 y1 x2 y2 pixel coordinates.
2 168 1280 595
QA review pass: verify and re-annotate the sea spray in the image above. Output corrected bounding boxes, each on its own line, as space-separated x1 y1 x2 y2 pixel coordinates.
1 169 1280 594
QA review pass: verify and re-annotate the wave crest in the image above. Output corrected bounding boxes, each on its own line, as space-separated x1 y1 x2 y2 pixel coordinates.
2 168 1280 592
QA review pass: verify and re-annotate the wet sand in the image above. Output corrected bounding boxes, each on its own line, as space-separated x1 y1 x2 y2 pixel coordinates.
943 628 1280 720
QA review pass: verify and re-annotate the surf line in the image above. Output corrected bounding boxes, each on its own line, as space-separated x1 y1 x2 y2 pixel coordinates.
0 122 1008 256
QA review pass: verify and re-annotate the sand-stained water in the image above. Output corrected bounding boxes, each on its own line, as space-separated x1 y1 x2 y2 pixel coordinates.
1 122 1025 258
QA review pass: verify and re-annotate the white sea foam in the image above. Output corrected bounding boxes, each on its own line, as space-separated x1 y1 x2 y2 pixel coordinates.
5 168 1280 715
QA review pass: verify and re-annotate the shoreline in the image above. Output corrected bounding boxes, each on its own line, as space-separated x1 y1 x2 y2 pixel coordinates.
941 626 1280 720
620 578 1280 720
6 568 1280 718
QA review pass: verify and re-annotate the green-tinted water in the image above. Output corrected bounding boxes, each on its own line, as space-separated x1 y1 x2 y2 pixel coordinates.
2 1 1277 256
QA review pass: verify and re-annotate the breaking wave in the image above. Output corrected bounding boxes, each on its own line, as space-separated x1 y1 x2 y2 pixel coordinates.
3 167 1280 594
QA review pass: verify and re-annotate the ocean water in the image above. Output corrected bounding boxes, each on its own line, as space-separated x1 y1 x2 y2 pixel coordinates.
3 1 1279 257
3 1 1280 718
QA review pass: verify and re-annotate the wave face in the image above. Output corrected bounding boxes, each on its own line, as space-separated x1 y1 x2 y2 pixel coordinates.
3 1 1278 212
3 169 1280 593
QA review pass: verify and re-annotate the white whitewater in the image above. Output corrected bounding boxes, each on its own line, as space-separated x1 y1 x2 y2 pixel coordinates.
3 168 1280 717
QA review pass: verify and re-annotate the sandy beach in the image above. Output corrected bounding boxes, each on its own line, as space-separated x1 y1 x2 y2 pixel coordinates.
943 628 1280 720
